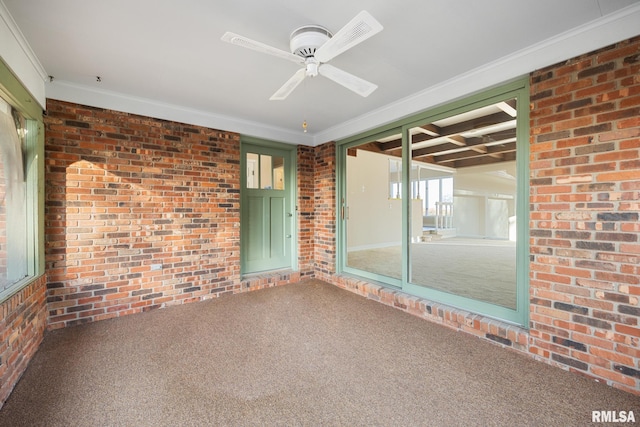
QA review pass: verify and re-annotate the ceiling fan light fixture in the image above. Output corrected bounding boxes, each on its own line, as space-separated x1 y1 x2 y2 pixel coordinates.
305 58 319 77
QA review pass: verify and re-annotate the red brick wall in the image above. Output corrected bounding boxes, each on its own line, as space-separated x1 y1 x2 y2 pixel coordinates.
44 101 245 329
312 142 336 281
297 145 316 279
0 275 47 408
529 36 640 394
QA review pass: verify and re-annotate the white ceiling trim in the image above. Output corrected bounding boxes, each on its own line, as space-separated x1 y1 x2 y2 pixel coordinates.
313 3 640 145
0 0 47 108
39 3 640 147
46 79 315 145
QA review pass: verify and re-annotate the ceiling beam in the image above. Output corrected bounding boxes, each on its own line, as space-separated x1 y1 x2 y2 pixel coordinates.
412 142 463 158
433 111 514 137
448 149 516 168
434 141 516 163
416 124 441 136
348 141 385 156
448 135 467 146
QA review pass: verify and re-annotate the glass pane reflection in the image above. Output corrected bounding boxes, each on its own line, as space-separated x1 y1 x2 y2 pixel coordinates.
409 98 518 309
345 142 402 280
245 153 284 190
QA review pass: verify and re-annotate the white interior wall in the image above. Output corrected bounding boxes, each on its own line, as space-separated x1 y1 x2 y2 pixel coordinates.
453 161 517 239
346 150 422 250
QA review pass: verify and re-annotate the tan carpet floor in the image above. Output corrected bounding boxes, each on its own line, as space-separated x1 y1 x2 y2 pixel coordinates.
0 280 637 426
348 238 517 308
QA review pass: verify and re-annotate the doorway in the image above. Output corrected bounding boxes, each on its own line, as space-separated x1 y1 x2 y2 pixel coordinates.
241 141 296 274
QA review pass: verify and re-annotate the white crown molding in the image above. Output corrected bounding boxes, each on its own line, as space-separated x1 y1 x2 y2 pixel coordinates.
0 0 47 107
25 2 640 146
46 80 315 146
313 3 640 145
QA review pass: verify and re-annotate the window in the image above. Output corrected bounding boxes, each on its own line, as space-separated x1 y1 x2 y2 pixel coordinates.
0 99 28 291
412 175 453 217
246 153 285 190
0 61 44 303
388 159 402 199
337 79 529 326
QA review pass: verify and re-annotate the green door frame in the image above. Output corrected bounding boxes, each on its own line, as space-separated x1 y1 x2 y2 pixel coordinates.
240 136 298 275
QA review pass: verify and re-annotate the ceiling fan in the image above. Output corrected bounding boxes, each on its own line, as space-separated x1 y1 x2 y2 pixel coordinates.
221 10 383 100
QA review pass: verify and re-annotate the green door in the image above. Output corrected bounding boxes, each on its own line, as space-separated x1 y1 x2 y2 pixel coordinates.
241 142 295 274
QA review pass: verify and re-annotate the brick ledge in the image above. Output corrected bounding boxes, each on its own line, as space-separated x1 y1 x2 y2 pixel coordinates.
241 269 302 291
329 274 530 354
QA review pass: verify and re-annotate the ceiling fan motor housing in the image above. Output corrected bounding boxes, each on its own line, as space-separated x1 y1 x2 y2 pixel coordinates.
289 25 332 58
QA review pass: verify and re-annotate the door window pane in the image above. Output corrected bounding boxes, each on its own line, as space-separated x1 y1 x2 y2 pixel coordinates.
245 153 285 190
260 155 273 189
271 156 285 190
246 153 259 189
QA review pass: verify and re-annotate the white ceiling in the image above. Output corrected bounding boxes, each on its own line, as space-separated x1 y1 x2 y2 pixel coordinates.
2 0 640 146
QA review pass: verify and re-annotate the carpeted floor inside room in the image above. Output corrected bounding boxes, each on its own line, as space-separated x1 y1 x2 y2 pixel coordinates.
347 238 518 308
0 280 637 426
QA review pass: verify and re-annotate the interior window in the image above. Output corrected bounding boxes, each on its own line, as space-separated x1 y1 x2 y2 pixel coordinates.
388 159 402 199
0 97 28 293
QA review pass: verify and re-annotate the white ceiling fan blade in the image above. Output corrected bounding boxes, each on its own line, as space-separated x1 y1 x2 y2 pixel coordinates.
315 11 383 63
270 68 307 100
221 32 304 65
319 64 377 97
